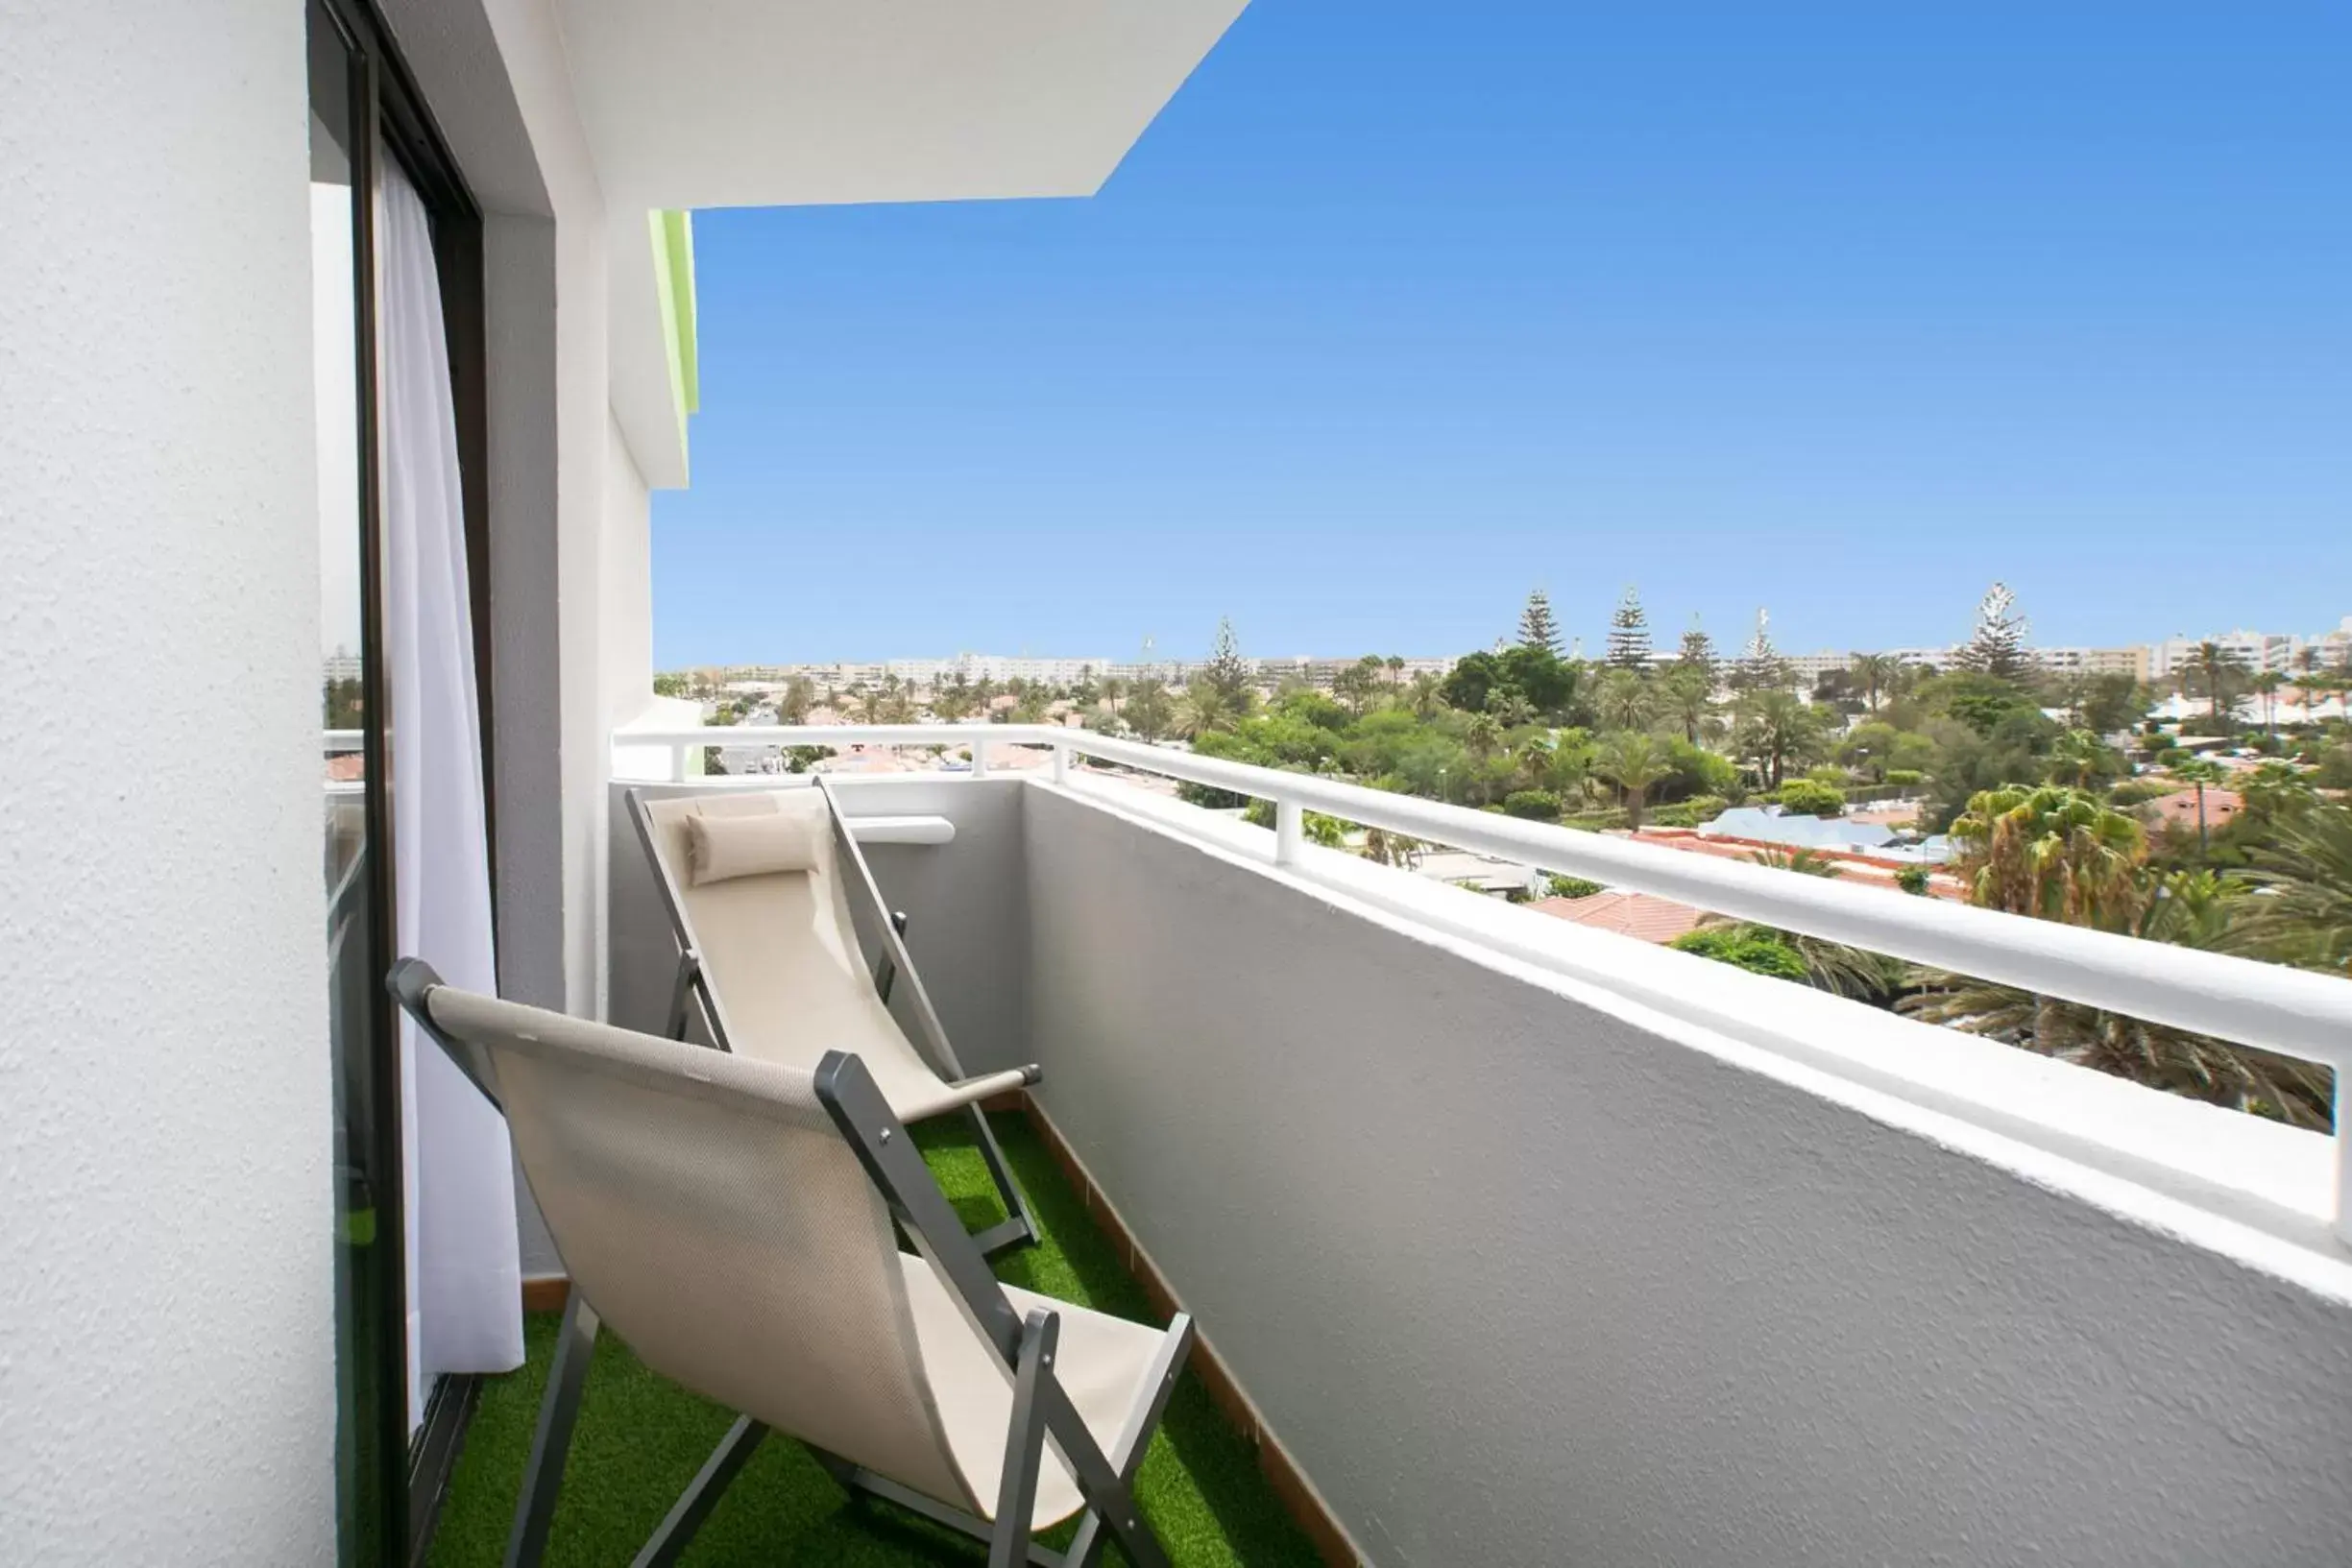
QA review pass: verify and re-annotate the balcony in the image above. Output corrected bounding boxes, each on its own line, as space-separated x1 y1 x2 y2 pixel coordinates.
424 723 2352 1565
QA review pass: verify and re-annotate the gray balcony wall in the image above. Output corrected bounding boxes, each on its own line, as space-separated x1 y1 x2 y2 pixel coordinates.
598 774 2352 1564
1018 783 2352 1568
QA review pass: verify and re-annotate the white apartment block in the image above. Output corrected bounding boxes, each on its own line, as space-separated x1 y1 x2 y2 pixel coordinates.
2030 646 2151 681
1782 650 1852 687
2149 631 2299 679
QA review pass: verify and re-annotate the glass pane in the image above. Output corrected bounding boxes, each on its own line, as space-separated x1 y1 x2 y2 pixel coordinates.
310 4 393 1563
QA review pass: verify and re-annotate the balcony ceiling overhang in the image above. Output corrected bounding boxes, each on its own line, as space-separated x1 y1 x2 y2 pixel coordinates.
580 0 1247 492
559 0 1249 210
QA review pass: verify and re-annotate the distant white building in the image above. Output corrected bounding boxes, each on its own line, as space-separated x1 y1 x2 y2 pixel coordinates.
1877 645 1955 671
1783 650 1852 688
2149 631 2298 679
2030 646 2148 680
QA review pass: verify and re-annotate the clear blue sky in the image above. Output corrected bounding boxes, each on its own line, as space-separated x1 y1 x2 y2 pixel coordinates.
652 2 2350 667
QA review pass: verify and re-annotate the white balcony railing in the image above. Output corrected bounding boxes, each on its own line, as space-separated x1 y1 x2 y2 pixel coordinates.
620 720 2352 1240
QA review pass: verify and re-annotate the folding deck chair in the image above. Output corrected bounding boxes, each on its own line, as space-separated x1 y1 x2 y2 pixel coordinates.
392 961 1195 1568
627 779 1039 1255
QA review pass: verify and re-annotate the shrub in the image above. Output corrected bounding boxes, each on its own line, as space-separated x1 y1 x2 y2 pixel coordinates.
1679 794 1729 821
1884 768 1926 787
1669 928 1808 981
1659 739 1739 803
1561 808 1629 832
1894 864 1932 896
2314 746 2352 790
1502 788 1564 821
1774 779 1847 817
1544 874 1604 900
1240 798 1346 845
2106 779 2170 808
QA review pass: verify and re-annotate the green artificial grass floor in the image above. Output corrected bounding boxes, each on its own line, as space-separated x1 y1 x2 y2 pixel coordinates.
427 1112 1321 1567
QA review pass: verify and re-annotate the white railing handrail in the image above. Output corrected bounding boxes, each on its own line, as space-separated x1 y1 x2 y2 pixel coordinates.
621 722 2352 1072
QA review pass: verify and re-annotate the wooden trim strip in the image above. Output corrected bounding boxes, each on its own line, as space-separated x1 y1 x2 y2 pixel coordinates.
1010 1095 1368 1568
519 1275 571 1315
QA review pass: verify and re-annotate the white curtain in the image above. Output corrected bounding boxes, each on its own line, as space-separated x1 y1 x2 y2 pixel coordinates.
378 157 524 1428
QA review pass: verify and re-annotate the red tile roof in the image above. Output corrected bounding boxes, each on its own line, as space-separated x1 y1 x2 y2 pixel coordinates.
1529 892 1709 945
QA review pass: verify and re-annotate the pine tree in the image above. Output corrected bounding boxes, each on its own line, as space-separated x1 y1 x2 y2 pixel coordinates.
1736 608 1789 691
1605 586 1652 669
1200 615 1251 704
1952 582 2030 681
1677 615 1716 675
1516 589 1563 657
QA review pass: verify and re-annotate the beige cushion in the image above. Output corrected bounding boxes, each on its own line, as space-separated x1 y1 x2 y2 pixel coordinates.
642 789 1006 1119
686 806 824 885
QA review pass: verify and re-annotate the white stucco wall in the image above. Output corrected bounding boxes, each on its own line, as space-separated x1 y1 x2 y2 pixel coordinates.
600 408 657 733
0 4 334 1561
1017 784 2352 1567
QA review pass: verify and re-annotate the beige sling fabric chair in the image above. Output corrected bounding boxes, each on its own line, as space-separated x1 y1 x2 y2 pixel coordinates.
393 959 1194 1568
628 779 1039 1254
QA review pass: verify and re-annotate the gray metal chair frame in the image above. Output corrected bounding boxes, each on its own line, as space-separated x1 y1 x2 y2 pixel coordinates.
393 959 1193 1568
625 776 1038 1257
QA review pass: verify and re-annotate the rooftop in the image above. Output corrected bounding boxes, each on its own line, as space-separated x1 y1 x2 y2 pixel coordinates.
1528 890 1708 945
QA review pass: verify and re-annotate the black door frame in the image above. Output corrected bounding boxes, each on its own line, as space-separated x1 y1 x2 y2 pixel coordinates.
311 0 495 1560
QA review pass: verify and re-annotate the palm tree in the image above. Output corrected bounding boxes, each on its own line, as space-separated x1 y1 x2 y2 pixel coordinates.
1905 869 2331 1127
1488 690 1537 730
1463 711 1503 767
1513 736 1555 791
1176 684 1238 738
2045 728 2113 791
1849 652 1899 713
1594 667 1655 733
2170 757 2226 851
1733 689 1824 789
2291 647 2322 721
1947 784 2145 927
2251 670 2283 741
2231 796 2352 977
1595 731 1664 830
1661 663 1714 743
1543 728 1597 803
2185 640 2248 725
1694 848 1906 999
1407 670 1444 719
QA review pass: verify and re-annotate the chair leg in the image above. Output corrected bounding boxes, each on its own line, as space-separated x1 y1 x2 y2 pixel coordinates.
965 1101 1037 1256
505 1292 599 1568
987 1313 1058 1568
630 1415 767 1568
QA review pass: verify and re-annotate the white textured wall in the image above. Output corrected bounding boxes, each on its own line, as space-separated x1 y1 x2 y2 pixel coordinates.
1019 785 2352 1568
600 408 655 733
0 4 334 1561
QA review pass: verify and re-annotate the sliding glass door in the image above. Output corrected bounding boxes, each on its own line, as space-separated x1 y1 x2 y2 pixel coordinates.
309 4 402 1561
309 3 493 1559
